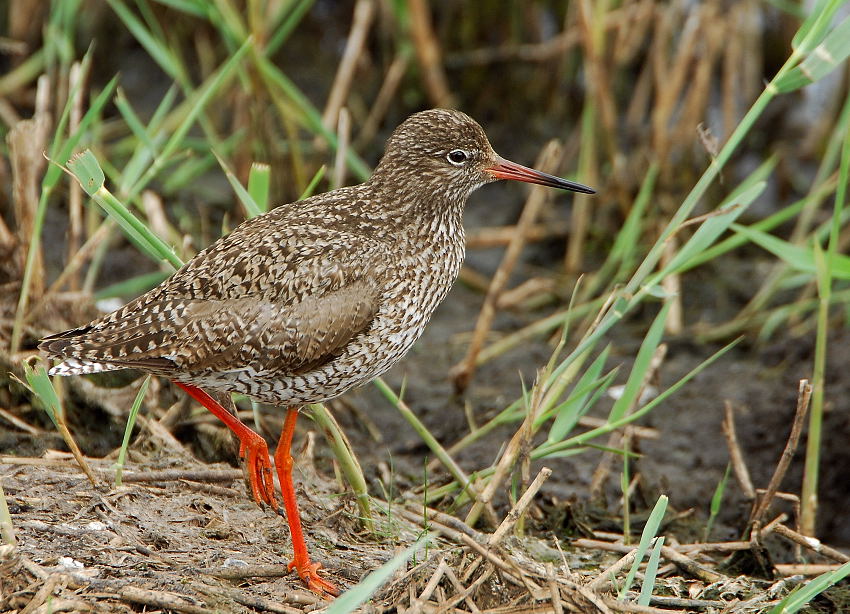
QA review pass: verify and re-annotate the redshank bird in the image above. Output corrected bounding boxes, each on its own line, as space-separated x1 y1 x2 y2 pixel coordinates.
40 108 594 597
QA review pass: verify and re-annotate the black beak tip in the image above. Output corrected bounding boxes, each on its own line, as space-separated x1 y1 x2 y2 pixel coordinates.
566 182 596 195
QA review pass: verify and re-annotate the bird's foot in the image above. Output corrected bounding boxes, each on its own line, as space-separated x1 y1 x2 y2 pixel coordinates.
238 435 277 510
288 559 340 598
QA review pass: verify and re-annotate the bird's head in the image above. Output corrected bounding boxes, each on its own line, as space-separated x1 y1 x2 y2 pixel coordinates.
373 108 595 201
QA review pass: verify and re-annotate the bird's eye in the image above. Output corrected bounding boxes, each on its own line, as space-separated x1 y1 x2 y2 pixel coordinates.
447 149 469 166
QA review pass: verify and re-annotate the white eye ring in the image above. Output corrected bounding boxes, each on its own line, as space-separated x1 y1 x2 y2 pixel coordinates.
447 149 469 165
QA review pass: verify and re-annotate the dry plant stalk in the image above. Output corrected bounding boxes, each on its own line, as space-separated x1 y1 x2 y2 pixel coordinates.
748 379 812 531
7 76 50 300
721 400 755 499
66 60 87 291
356 51 409 148
407 0 454 108
489 466 552 546
321 0 375 132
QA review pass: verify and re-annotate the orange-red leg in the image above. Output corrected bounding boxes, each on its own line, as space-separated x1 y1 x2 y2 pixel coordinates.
275 408 339 597
174 382 276 510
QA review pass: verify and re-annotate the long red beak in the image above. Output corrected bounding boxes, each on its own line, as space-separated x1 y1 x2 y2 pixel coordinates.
486 156 595 194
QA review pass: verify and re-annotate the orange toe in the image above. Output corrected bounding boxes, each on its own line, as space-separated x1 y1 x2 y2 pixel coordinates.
241 436 277 510
289 559 339 598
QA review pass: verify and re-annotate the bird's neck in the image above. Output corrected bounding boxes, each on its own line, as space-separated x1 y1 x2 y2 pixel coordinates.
366 171 467 241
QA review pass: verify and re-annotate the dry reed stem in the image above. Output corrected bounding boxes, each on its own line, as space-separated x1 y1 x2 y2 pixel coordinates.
587 548 638 591
407 0 454 108
496 278 556 310
332 107 351 189
489 466 552 547
142 190 183 251
660 235 682 334
721 400 755 500
191 581 302 614
463 362 548 528
404 503 487 542
573 539 724 583
602 599 686 614
442 563 481 613
465 223 570 249
775 563 847 576
748 380 812 531
8 76 50 296
321 0 375 132
450 142 561 392
772 524 850 564
444 4 651 68
414 557 448 606
355 51 409 148
66 60 86 291
544 565 563 614
578 0 617 159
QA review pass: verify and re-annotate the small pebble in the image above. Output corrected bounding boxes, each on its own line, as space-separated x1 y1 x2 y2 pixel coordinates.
223 558 249 568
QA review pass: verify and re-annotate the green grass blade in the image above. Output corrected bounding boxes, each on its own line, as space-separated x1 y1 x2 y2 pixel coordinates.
801 116 850 535
66 151 183 268
307 403 373 528
248 163 271 213
214 152 263 219
661 181 765 276
535 338 741 460
705 463 731 541
108 0 183 81
731 224 850 280
151 0 210 18
608 301 671 422
94 271 171 300
265 0 316 55
769 561 850 614
781 14 850 92
324 535 432 613
128 36 254 199
114 376 151 486
254 55 371 181
547 347 611 441
299 165 327 200
22 361 62 426
790 0 843 53
10 69 117 351
620 495 668 600
637 536 665 606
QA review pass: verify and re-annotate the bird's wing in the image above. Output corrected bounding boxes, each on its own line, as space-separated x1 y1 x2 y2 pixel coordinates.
41 197 389 376
40 278 380 376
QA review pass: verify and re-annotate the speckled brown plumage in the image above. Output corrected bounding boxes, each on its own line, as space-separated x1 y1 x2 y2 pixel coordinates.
40 108 594 597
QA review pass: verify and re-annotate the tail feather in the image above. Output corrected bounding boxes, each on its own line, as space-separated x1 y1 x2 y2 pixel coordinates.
48 358 126 376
